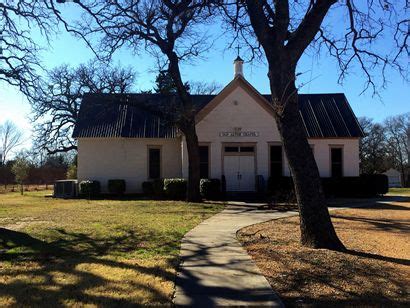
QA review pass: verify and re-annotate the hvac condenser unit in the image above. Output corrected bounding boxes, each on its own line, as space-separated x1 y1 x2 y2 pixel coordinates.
54 180 78 198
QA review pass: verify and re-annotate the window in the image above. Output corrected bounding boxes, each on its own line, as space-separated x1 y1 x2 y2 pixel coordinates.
199 146 209 179
240 146 254 153
270 145 283 177
224 146 254 153
225 146 239 153
331 147 343 178
148 148 161 179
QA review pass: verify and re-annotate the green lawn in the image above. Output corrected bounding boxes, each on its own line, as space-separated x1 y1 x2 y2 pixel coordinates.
388 187 410 196
0 191 223 306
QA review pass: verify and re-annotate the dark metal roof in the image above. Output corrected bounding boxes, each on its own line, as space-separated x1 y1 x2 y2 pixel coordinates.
73 93 363 139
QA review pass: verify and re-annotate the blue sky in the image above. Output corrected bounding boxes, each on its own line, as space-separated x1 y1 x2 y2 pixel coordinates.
0 4 409 152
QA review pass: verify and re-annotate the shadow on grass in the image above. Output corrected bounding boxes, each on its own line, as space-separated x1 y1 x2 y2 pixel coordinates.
261 246 409 307
0 227 177 306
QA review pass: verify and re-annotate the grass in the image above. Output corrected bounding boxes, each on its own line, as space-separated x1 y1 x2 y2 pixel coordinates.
238 195 410 307
388 187 410 196
0 191 223 306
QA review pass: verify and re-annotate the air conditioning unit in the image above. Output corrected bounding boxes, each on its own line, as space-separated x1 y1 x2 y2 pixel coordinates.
54 180 78 198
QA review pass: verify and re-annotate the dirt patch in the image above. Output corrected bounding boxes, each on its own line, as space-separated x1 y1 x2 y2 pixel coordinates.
1 217 53 231
238 200 410 307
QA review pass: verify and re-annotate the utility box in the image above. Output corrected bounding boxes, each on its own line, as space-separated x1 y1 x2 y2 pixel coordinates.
54 180 78 198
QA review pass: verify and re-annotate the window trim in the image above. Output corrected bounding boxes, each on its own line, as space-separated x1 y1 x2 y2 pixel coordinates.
329 145 344 177
147 145 162 179
268 142 284 177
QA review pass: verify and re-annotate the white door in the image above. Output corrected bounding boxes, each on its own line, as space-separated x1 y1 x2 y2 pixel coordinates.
224 155 255 191
239 156 255 191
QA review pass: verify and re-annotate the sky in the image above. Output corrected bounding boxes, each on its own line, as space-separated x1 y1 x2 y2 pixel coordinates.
0 3 409 153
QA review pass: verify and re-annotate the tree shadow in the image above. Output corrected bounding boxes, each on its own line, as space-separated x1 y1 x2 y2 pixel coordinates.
256 246 409 307
175 238 281 307
0 227 177 306
345 249 410 266
331 214 410 233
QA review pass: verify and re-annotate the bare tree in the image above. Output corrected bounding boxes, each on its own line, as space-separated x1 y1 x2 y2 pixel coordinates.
220 1 408 250
0 1 59 95
189 81 222 95
358 117 388 174
384 113 410 187
31 61 135 154
52 1 217 201
0 120 23 165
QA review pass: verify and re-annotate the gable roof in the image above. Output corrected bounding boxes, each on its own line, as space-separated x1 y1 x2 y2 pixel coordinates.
196 76 275 123
73 80 364 139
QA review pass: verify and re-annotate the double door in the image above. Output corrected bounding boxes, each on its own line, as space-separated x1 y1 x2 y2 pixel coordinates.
224 154 255 191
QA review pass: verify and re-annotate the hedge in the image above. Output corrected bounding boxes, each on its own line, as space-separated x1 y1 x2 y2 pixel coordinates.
108 179 126 195
142 181 154 195
142 179 164 197
200 179 221 200
267 174 388 198
79 180 101 198
163 178 187 200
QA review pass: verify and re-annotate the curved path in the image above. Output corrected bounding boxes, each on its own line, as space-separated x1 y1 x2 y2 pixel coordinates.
173 203 298 307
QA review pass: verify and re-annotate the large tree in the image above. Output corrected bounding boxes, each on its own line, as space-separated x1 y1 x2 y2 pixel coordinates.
221 1 408 250
53 0 217 201
0 1 58 95
31 62 135 154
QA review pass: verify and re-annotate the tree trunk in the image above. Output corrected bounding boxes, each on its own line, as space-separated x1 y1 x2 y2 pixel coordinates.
270 70 345 251
167 51 202 202
184 125 201 202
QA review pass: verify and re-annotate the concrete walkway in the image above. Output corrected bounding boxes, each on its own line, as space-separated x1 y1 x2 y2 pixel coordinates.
173 202 298 307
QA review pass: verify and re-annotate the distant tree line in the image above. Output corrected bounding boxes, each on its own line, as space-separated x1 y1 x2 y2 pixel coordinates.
359 113 410 187
0 152 74 190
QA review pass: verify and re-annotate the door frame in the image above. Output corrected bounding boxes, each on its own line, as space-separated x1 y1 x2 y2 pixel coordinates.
221 142 257 191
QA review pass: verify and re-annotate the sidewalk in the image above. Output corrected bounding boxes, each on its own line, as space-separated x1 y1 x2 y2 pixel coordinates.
174 203 298 307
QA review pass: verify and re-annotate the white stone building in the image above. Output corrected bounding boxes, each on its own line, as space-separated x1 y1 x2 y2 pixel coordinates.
73 59 363 193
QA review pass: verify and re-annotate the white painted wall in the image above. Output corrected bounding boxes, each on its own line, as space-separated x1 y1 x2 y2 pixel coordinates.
77 138 182 193
182 84 360 181
309 138 360 177
77 83 360 193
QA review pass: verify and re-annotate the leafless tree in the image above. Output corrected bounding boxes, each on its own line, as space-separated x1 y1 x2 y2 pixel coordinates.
31 61 135 154
358 117 389 174
0 120 23 165
189 81 222 95
220 1 408 250
0 1 59 95
52 0 217 201
384 113 410 187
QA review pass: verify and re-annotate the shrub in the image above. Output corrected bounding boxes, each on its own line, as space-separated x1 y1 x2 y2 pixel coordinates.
267 176 295 203
163 178 187 200
142 179 164 197
153 178 165 196
142 181 154 195
255 175 266 193
322 174 388 197
360 174 388 195
79 180 101 198
221 175 227 197
108 179 126 195
200 179 221 200
267 176 294 195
